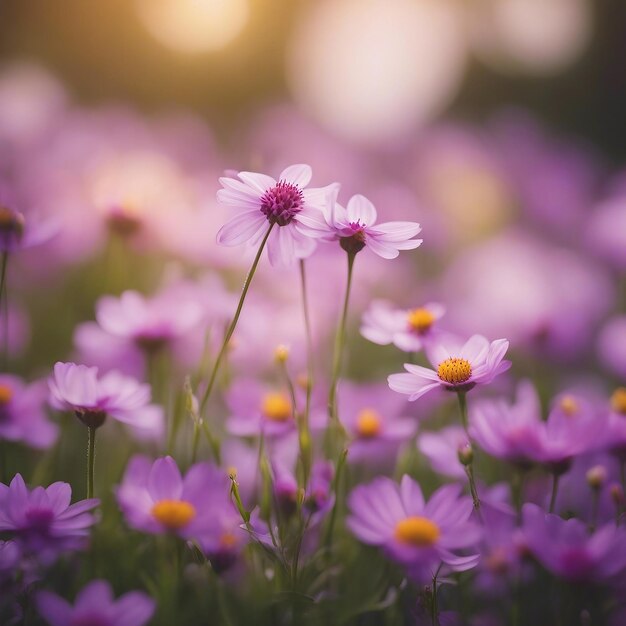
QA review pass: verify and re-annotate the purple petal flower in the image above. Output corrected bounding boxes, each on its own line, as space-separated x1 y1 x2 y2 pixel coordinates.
388 334 510 401
418 426 469 480
37 579 155 626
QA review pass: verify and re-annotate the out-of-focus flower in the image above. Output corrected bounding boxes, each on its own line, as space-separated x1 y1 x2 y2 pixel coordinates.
217 164 337 267
48 362 164 436
37 579 155 626
117 455 215 539
335 382 416 464
388 335 510 401
418 426 469 480
0 301 30 357
301 193 422 259
597 316 626 380
225 379 297 439
0 474 98 561
0 375 58 449
347 476 480 582
522 503 626 584
600 389 626 462
587 195 626 271
361 300 445 352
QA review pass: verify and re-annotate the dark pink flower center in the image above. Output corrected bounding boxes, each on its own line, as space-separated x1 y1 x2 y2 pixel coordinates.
24 507 55 531
340 222 367 255
71 614 113 626
260 181 304 226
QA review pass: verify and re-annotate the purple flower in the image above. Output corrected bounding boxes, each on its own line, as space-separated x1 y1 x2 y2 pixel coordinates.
597 316 626 380
600 388 626 461
225 378 297 439
0 375 58 449
418 426 469 480
216 164 337 267
521 503 626 584
37 579 155 626
336 382 416 464
301 192 423 259
360 300 445 352
0 474 98 561
48 362 164 435
117 455 221 539
347 475 480 582
388 334 510 401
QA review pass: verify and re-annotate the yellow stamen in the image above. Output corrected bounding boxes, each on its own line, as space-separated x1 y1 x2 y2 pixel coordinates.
559 395 579 416
355 408 382 438
407 308 435 334
274 344 289 363
261 392 292 422
437 358 472 385
151 499 196 530
0 384 13 405
611 388 626 416
394 516 440 546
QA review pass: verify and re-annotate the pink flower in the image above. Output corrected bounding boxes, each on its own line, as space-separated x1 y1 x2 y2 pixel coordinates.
388 334 510 400
299 192 422 259
216 164 337 267
360 300 445 352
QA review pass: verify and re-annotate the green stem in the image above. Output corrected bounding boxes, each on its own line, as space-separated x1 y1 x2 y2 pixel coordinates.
324 448 348 554
199 224 274 415
299 259 314 488
456 391 480 511
87 426 96 499
549 473 560 514
191 422 200 464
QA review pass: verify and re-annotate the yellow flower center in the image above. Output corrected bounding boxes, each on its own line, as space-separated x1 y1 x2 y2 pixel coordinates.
151 499 196 530
559 395 579 416
407 308 435 334
355 408 382 438
437 358 472 385
612 388 626 416
394 516 440 547
261 392 292 422
0 384 13 405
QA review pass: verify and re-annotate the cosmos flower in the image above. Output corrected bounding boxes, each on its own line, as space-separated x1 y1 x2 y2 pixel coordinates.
600 388 626 461
388 334 510 401
216 163 338 266
347 475 480 582
37 579 155 626
0 375 58 449
299 192 423 259
521 503 626 584
48 362 164 435
417 426 469 480
0 474 98 561
360 300 445 352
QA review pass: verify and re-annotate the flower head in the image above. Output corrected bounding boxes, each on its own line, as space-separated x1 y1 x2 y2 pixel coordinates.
347 475 480 582
0 474 98 561
388 334 510 401
37 579 155 626
361 300 445 352
216 164 338 266
301 192 422 259
48 362 164 435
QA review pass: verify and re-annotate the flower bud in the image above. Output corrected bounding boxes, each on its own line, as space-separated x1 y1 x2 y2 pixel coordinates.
274 344 289 364
457 443 474 466
586 465 607 490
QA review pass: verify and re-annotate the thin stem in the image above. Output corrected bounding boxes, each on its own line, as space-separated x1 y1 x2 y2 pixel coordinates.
590 489 599 531
327 252 355 423
191 422 200 464
549 473 560 514
0 251 9 369
299 259 314 488
456 391 480 511
87 426 96 499
324 448 349 554
199 224 274 415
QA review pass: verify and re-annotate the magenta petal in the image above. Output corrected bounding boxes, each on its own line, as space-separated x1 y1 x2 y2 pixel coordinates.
36 591 73 626
147 457 183 502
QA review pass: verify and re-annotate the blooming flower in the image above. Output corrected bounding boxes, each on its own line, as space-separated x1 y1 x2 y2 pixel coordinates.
347 475 480 582
48 362 164 435
0 474 98 561
360 300 445 352
216 163 337 266
37 579 155 626
388 334 510 401
300 192 423 259
521 503 626 584
0 375 58 449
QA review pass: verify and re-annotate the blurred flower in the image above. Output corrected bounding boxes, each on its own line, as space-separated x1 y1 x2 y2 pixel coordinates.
0 375 58 449
388 335 510 401
597 316 626 380
587 194 626 271
217 164 337 267
0 474 98 563
48 362 164 436
347 476 480 582
418 426 469 480
522 503 626 584
361 300 445 352
37 579 155 626
302 193 422 259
